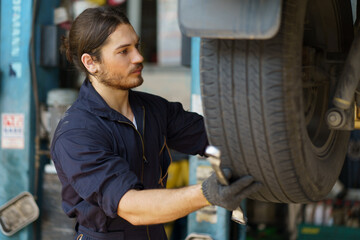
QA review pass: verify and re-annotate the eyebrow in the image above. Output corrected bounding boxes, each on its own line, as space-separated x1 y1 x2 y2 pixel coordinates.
114 37 140 50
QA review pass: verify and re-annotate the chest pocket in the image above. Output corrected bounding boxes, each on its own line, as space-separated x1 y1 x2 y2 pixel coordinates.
158 135 172 187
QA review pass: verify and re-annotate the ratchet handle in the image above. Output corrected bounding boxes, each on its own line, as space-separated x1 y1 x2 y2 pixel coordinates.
205 146 247 225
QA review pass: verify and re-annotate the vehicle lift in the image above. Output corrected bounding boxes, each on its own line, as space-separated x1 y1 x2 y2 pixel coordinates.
0 0 60 239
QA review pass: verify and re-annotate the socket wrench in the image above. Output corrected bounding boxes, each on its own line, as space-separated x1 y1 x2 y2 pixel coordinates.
205 145 247 225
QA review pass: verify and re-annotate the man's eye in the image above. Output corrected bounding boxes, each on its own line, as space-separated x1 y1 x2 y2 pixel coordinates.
119 49 128 54
135 43 141 50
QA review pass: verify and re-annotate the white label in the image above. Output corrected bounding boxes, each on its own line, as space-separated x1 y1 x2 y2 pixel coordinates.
11 0 22 57
1 113 25 149
10 62 22 78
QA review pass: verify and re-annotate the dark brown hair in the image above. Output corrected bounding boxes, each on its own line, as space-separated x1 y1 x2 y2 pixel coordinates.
61 6 130 76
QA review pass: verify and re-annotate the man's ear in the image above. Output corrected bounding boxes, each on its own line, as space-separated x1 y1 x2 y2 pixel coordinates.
81 53 98 74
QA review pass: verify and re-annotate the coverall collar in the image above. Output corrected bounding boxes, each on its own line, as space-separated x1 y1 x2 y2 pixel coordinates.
79 79 145 134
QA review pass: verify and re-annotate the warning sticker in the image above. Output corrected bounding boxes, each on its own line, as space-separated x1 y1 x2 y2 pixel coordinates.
1 114 25 149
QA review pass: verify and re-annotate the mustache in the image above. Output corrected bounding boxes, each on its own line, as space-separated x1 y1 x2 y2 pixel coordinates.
130 64 143 73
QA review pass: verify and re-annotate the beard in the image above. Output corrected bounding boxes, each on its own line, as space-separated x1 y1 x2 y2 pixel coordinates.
96 64 144 90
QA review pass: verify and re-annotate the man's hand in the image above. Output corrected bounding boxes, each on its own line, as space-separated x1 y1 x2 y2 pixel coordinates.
201 169 262 211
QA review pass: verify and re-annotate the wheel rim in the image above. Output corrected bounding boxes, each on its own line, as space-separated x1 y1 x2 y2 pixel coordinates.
302 9 336 152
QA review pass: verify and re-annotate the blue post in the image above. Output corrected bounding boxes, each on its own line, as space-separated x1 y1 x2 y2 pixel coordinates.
0 0 35 239
188 37 247 240
190 37 201 97
187 37 231 240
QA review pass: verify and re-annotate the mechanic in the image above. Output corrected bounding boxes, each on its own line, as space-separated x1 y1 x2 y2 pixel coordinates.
50 5 261 240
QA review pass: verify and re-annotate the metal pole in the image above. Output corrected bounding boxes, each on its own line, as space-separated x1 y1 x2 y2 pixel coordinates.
186 37 232 240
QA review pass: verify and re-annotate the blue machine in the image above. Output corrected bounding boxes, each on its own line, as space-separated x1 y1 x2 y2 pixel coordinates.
0 0 60 239
0 1 36 239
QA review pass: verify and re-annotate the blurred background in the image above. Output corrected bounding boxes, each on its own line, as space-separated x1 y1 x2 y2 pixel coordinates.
1 1 360 240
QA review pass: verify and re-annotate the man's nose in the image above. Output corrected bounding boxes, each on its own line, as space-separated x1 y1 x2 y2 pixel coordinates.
132 49 144 64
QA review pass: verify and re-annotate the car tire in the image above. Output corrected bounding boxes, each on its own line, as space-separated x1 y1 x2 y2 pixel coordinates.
200 0 353 203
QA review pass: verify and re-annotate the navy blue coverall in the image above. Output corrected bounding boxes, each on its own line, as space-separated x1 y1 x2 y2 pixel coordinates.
50 79 208 239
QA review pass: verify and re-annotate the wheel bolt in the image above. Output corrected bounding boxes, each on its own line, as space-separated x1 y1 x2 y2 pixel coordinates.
327 111 343 128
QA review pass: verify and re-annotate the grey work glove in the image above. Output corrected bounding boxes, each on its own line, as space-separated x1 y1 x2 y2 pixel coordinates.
201 169 261 211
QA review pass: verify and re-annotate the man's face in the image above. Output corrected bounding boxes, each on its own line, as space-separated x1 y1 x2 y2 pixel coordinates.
95 24 144 90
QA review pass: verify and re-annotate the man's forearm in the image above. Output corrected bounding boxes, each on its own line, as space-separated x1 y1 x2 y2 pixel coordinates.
117 184 210 225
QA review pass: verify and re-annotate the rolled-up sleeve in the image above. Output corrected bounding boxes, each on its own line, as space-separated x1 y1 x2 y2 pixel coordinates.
52 128 142 218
